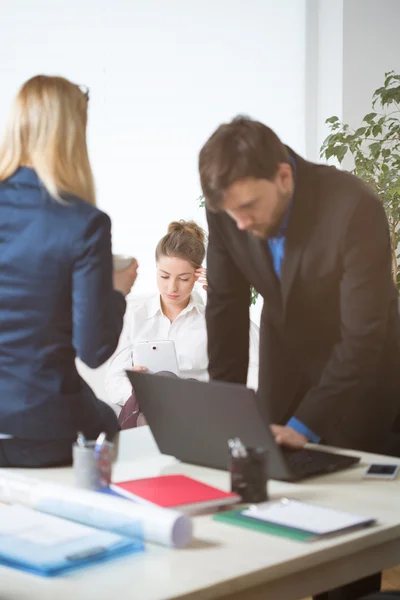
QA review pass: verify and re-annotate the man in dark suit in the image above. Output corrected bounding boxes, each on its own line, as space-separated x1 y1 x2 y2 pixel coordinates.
200 115 400 455
199 116 400 599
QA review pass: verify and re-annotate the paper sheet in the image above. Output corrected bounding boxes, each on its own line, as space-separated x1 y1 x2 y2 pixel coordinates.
0 505 94 546
243 499 375 535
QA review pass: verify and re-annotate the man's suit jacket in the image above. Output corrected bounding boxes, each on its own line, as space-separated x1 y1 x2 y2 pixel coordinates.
0 167 125 440
206 151 400 453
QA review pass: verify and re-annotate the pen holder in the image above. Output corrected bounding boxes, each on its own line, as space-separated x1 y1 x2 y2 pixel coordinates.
229 447 268 503
72 440 114 490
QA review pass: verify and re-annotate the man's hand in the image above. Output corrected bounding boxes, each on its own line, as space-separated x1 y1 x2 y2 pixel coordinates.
271 425 308 449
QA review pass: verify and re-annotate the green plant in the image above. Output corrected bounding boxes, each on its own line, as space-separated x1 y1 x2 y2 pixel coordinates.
320 71 400 288
198 194 259 305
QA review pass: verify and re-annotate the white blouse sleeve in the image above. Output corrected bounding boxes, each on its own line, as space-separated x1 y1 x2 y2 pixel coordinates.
105 310 134 406
247 320 260 390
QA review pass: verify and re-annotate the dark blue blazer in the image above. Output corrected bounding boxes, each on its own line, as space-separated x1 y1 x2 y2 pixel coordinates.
0 168 126 439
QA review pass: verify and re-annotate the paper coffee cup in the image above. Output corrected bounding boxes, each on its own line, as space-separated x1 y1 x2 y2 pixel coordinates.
113 254 134 271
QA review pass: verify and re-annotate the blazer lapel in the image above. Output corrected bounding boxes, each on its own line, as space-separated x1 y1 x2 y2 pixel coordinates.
246 233 284 323
280 155 318 313
246 233 274 287
221 214 281 310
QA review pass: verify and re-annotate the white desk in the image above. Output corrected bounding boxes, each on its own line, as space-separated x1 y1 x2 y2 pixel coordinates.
2 427 400 600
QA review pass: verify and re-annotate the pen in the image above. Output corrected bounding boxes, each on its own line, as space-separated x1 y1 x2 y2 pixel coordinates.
228 438 238 457
234 437 248 458
76 431 87 448
94 432 107 460
228 437 248 458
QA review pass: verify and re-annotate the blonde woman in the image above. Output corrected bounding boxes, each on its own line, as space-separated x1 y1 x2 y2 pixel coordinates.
0 75 137 467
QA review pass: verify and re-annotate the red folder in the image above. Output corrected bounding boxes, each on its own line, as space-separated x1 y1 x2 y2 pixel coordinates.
111 474 240 513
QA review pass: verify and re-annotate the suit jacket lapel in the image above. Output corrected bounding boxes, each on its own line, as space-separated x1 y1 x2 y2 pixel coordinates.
280 154 318 313
246 233 284 324
246 233 275 288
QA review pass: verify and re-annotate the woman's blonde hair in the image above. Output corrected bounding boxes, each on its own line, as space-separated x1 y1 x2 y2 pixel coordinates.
0 75 95 205
155 220 206 268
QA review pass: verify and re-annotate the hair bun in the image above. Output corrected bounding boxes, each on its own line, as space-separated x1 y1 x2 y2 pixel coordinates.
156 220 206 267
167 220 206 245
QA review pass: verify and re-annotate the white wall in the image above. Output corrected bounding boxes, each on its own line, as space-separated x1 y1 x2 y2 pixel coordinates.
342 0 400 128
0 0 307 295
316 0 344 159
97 0 307 301
0 0 306 399
305 0 344 160
307 0 400 160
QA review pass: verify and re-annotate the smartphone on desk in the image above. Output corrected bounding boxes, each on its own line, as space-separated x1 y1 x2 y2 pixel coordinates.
363 463 400 480
133 340 180 376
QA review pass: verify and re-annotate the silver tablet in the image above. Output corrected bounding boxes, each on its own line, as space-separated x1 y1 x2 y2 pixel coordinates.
133 340 180 376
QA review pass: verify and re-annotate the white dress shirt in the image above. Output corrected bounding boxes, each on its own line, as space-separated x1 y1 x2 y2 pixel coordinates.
105 292 259 406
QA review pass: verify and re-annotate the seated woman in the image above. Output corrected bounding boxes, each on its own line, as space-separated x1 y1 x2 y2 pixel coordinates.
0 75 138 467
105 220 259 427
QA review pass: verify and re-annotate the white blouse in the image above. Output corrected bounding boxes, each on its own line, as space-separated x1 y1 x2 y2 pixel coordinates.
105 292 260 406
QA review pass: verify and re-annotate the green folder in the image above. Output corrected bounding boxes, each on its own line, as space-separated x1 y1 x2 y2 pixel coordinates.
213 510 314 542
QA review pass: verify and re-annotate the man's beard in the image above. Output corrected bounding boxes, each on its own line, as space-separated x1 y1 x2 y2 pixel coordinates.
250 192 291 239
249 226 269 239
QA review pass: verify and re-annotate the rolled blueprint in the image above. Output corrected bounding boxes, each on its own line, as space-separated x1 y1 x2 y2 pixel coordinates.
0 470 192 549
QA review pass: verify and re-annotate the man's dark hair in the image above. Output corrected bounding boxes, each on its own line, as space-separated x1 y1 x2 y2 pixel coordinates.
199 116 290 211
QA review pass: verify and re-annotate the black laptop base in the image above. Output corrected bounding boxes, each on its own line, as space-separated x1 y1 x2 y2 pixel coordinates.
127 372 360 482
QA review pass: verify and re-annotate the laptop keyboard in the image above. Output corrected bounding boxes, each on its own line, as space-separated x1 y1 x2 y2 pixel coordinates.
282 448 360 480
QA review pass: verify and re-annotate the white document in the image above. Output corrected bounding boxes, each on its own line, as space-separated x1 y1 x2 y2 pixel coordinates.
0 503 140 576
243 499 375 536
0 505 95 546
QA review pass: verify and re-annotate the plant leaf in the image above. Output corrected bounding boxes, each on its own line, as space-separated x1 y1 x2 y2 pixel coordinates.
336 146 348 163
369 142 381 159
363 112 377 123
325 116 339 124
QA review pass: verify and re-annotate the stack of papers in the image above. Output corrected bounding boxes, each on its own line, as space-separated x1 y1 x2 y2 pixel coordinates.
215 499 376 542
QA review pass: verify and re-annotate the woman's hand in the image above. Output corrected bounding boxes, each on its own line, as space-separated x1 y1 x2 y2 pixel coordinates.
195 267 208 292
126 367 148 426
128 366 148 373
113 259 138 297
137 413 148 427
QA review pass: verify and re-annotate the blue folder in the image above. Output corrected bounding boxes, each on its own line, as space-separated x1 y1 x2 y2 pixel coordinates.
0 505 144 577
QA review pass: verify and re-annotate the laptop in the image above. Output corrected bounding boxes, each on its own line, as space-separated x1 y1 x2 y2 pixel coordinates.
126 372 360 482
